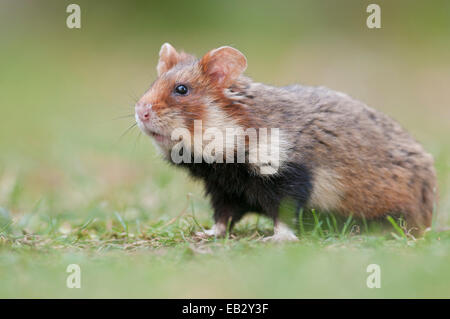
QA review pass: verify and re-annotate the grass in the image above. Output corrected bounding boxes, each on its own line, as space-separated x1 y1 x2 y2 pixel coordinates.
1 192 449 298
0 0 450 298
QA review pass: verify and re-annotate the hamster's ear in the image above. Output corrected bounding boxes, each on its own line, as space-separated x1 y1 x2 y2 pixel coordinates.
200 46 247 87
157 43 179 76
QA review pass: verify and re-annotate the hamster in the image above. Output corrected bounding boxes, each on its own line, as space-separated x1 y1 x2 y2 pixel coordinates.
135 43 437 241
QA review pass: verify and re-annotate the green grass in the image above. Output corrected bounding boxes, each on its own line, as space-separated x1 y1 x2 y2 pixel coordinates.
1 196 449 298
0 0 450 298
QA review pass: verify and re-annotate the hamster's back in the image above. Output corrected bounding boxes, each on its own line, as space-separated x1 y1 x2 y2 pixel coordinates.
233 80 437 230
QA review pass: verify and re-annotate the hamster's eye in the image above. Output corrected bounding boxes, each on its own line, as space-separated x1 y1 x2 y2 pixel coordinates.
174 84 188 95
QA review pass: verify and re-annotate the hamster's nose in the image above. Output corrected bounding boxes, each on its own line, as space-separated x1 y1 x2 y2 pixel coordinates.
136 104 151 122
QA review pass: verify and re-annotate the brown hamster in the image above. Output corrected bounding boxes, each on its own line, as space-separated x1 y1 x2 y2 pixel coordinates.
135 43 437 241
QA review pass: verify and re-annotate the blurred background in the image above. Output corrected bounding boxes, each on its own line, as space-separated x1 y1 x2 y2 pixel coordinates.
0 0 449 298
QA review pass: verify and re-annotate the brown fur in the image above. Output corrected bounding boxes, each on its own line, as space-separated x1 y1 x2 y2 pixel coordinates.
136 44 438 235
230 81 438 231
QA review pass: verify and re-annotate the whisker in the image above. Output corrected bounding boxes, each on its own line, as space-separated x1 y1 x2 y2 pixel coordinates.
112 114 135 120
119 122 138 140
128 90 141 104
133 131 142 152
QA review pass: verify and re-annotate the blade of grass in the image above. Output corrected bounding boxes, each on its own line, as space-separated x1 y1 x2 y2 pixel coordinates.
0 220 13 234
361 214 369 234
311 209 324 237
331 213 339 234
298 208 305 237
188 194 205 233
136 219 142 234
114 212 128 234
326 216 334 236
387 215 407 239
79 218 94 231
341 214 353 238
224 217 232 244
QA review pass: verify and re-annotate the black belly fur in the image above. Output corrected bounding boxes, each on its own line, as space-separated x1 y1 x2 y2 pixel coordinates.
177 161 313 225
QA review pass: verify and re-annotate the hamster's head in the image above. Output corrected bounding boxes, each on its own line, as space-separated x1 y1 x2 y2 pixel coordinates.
135 43 247 157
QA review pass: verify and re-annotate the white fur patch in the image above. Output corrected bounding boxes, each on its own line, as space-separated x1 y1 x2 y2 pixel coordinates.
308 168 343 211
203 104 291 175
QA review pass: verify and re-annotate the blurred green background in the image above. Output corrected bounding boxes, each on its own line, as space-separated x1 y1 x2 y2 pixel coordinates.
0 0 449 298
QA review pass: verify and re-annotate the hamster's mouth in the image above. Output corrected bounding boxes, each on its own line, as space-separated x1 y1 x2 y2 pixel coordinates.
149 131 169 143
135 116 172 144
144 128 172 144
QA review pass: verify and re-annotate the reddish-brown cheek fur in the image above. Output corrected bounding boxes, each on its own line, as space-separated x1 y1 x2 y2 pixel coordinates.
149 74 254 135
139 80 204 133
179 95 207 134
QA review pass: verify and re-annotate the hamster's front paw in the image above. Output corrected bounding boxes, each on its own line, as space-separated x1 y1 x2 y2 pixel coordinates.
262 232 299 242
195 228 218 238
262 223 299 242
195 223 227 239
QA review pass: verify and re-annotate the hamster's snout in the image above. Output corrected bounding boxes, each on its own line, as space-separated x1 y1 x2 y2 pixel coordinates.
135 103 152 122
